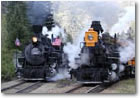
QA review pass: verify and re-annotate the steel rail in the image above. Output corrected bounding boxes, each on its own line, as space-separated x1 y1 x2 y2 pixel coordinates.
1 81 26 92
16 81 42 93
65 84 83 93
84 85 101 93
85 84 106 93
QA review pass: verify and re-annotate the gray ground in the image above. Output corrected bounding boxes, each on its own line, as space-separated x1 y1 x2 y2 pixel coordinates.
101 78 136 94
1 78 135 94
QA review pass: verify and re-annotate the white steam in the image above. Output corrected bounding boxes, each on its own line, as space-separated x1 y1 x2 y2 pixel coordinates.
109 3 135 63
52 1 122 41
119 40 135 63
110 6 135 36
63 28 88 69
42 25 70 81
51 1 135 71
49 69 70 81
52 1 123 69
42 25 66 42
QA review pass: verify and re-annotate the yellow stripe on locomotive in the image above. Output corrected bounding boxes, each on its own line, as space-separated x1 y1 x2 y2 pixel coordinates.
85 28 98 47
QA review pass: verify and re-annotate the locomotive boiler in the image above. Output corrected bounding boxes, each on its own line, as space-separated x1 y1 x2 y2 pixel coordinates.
71 21 123 84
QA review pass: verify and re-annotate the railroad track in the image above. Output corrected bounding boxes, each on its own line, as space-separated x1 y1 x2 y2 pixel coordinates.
2 81 43 93
85 85 105 93
2 80 109 94
65 84 83 93
65 84 106 93
1 81 26 92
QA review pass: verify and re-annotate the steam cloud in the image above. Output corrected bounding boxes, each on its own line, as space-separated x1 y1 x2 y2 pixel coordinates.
52 1 129 69
119 40 135 63
49 68 70 81
42 25 66 42
42 25 69 81
52 1 123 40
110 4 135 63
110 6 135 36
63 28 88 69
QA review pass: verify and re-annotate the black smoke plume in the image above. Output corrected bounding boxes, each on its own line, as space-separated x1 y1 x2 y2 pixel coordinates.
26 1 52 25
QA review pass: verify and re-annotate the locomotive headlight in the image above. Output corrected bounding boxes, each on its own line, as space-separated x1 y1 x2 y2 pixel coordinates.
88 34 93 40
111 63 117 71
32 37 38 43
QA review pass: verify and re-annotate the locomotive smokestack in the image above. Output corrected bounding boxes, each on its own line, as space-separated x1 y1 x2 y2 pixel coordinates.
91 21 104 34
32 25 43 33
45 13 55 31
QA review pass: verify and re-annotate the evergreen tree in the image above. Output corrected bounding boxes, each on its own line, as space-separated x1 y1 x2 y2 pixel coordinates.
6 1 32 49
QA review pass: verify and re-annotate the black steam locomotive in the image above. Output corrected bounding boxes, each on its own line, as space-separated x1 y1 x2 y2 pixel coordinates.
71 21 125 84
16 14 68 81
